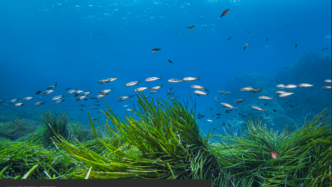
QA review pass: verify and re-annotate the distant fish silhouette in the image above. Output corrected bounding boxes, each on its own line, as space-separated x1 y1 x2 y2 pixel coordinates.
219 9 230 19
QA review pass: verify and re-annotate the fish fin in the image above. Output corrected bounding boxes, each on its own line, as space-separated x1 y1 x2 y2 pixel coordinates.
55 82 57 88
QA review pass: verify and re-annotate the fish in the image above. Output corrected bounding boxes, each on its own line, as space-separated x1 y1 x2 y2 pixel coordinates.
216 113 221 116
194 90 208 96
145 77 161 82
279 92 294 97
218 90 230 96
284 84 297 89
168 59 173 63
295 43 297 49
240 87 255 92
298 83 313 88
46 83 57 90
107 78 118 82
251 89 263 93
125 81 140 87
258 96 274 100
225 110 229 113
0 100 5 104
150 90 159 94
94 103 101 106
97 94 107 98
275 80 282 83
183 77 200 81
219 9 230 19
266 37 268 43
273 109 277 112
246 30 251 33
207 119 213 122
14 103 24 107
65 87 71 90
227 36 231 40
187 25 195 29
215 97 218 102
221 103 237 110
168 79 184 83
243 43 248 50
92 107 99 109
22 97 33 102
235 99 245 103
324 79 331 83
123 105 130 107
9 98 18 104
76 95 86 101
135 87 149 92
97 79 108 84
52 95 64 101
34 101 45 106
117 95 136 102
151 48 161 52
168 85 176 92
99 89 113 95
150 85 163 91
53 99 64 105
36 90 41 95
276 84 285 89
264 103 267 106
90 96 97 99
321 47 329 51
166 92 174 96
41 90 55 96
191 85 209 92
275 91 286 95
290 105 294 107
66 90 76 95
322 86 331 90
79 104 86 107
270 150 279 159
251 106 266 112
126 109 133 112
285 22 290 26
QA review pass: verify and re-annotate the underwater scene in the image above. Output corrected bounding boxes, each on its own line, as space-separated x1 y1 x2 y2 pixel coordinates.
0 0 331 186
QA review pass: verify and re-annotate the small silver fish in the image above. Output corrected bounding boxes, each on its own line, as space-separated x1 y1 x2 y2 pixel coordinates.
240 87 255 92
168 79 184 83
221 103 237 110
135 87 149 92
323 86 331 90
53 99 65 105
14 103 24 107
0 100 5 104
107 78 118 82
276 84 285 89
22 96 33 102
97 79 108 84
325 79 331 83
125 81 140 87
194 90 208 96
46 83 57 90
275 91 286 95
34 101 45 106
252 106 266 112
94 103 101 106
279 92 294 97
150 85 163 91
150 90 159 94
41 90 55 96
123 105 130 107
9 98 18 104
218 90 230 96
66 90 76 95
191 85 209 92
117 95 136 102
52 95 64 101
284 84 297 89
258 96 274 100
298 83 313 88
76 95 86 101
97 94 107 98
99 89 112 95
145 77 161 82
183 77 200 81
215 97 218 102
126 109 133 112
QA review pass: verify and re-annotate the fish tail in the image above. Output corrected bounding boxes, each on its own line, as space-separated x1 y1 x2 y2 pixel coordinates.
159 77 161 80
198 77 200 81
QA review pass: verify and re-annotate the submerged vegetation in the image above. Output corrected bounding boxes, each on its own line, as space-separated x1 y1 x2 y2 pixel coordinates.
0 93 330 186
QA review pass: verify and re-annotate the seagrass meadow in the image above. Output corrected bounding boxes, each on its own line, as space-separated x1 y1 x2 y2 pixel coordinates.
0 94 331 187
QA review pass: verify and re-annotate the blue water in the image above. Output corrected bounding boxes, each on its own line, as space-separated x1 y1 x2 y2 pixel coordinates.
0 0 331 132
